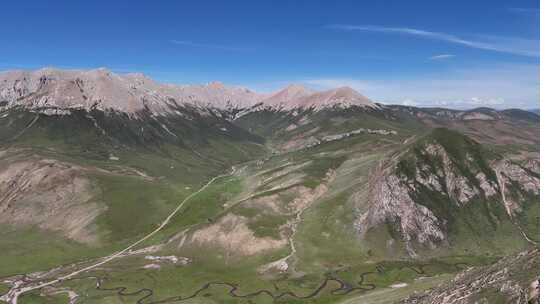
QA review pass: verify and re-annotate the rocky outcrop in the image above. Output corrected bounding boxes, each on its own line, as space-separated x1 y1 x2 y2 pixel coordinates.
400 249 540 304
356 130 540 255
417 144 493 205
289 128 397 151
144 255 191 265
357 172 447 256
494 159 540 217
495 160 540 197
320 128 397 142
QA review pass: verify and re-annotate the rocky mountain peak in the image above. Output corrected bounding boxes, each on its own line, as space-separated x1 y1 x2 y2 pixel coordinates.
262 84 315 106
206 81 226 90
333 86 358 94
0 68 380 114
282 84 313 94
292 86 378 109
262 85 378 110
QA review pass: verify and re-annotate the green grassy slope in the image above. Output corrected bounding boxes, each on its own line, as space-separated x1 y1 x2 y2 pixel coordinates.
234 106 424 150
2 106 540 304
0 106 267 278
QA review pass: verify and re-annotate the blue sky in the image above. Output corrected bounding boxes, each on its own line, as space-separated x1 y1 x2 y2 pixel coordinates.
1 0 540 108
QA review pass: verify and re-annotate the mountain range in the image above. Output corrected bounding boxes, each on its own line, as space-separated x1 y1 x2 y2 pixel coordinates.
1 68 540 304
0 68 377 114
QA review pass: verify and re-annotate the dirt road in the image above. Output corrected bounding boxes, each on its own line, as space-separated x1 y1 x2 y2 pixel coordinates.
0 169 233 304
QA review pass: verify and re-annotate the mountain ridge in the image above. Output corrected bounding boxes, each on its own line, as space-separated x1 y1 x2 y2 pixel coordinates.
0 68 378 114
3 68 539 117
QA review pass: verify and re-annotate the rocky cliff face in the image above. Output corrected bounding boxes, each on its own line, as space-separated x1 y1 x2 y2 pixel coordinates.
357 168 448 256
356 129 540 256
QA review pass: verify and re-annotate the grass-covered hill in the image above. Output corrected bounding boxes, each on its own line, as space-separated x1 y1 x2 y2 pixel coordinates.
0 104 266 278
234 105 423 151
0 105 264 159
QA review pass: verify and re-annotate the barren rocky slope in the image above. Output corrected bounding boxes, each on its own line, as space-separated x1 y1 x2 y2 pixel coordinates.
400 248 540 304
0 149 103 244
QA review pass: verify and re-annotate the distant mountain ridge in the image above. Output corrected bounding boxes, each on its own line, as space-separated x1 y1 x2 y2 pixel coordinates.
0 68 378 114
0 68 264 114
3 68 539 118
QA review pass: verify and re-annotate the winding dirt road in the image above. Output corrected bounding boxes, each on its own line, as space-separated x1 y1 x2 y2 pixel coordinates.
0 169 234 304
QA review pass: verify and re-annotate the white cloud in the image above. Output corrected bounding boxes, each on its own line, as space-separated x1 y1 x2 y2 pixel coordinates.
509 8 540 16
469 97 505 106
401 99 418 106
170 40 252 52
302 78 379 92
429 54 455 60
295 64 540 109
326 24 540 58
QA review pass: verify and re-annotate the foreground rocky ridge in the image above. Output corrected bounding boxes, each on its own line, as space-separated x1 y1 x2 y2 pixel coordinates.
400 248 540 304
357 129 540 256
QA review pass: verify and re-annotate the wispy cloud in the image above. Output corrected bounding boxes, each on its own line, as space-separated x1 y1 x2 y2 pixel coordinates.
326 24 540 58
296 64 540 109
509 7 540 16
170 40 252 52
429 54 455 60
